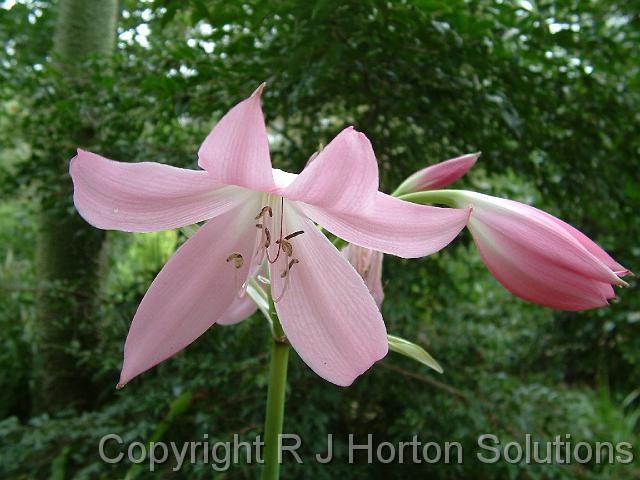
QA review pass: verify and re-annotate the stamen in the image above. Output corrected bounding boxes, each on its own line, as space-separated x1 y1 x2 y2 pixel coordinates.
276 239 293 257
226 252 245 295
255 215 269 256
226 252 244 269
266 197 286 264
273 258 300 303
280 258 299 277
284 230 305 240
255 206 272 220
272 287 286 303
264 227 271 248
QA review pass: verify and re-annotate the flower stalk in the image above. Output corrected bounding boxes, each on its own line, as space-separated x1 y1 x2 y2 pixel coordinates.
261 292 290 480
398 190 459 207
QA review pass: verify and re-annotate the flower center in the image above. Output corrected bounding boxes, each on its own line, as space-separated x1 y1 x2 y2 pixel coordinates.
253 196 304 302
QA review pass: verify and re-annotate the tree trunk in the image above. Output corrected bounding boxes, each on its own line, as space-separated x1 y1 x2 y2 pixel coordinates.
34 0 119 413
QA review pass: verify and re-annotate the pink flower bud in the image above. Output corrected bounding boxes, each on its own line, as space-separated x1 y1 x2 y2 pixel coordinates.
394 153 479 196
449 191 630 311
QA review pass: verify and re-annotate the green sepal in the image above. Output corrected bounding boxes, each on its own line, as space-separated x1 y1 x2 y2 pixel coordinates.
387 334 443 374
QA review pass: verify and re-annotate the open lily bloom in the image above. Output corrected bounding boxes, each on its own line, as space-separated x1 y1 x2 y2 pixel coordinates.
444 191 630 310
217 148 480 324
70 85 471 387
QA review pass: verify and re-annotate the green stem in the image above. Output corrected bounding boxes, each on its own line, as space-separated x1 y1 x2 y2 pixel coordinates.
398 189 460 207
261 294 290 480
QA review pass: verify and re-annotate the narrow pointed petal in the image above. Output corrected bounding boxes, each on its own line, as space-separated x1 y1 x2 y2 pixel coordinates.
71 150 251 232
270 206 388 386
471 220 614 310
198 86 275 192
283 127 379 213
394 152 479 195
217 293 258 326
302 192 470 258
118 195 262 386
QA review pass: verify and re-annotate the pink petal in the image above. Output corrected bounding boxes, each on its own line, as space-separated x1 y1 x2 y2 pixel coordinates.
270 205 388 386
471 220 614 310
217 294 258 326
198 85 275 192
342 244 385 307
302 192 471 258
118 195 262 386
533 208 629 276
394 153 479 195
272 168 298 190
283 127 379 213
71 150 251 232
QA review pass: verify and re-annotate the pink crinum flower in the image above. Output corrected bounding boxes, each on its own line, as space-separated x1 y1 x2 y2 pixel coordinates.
70 85 471 387
398 155 630 311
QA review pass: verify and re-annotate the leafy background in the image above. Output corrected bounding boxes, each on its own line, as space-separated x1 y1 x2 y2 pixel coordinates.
0 0 638 478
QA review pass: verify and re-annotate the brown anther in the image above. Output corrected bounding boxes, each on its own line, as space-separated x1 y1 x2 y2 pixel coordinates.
255 224 263 229
264 227 271 248
280 258 299 277
226 252 244 269
284 230 305 240
276 239 293 257
255 206 273 220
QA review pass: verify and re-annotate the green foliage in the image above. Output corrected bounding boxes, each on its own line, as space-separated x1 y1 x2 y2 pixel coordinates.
0 0 638 478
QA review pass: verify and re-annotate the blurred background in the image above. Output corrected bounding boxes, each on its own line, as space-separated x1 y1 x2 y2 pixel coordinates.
0 0 639 478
